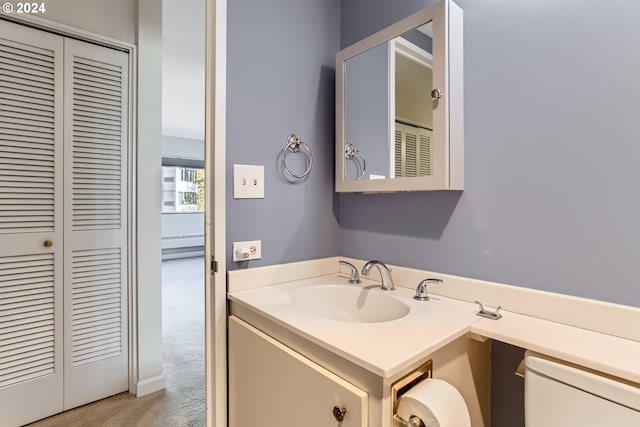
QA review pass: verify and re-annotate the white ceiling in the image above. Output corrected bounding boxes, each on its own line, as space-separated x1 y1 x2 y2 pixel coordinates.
162 0 206 140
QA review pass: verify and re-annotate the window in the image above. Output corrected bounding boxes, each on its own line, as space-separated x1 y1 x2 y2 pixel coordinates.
179 191 197 205
161 166 205 212
180 168 197 183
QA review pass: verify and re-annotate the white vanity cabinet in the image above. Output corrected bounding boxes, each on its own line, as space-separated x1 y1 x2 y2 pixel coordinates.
228 316 368 427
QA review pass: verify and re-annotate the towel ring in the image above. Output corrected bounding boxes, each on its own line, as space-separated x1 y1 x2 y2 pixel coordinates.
344 143 366 180
282 134 313 179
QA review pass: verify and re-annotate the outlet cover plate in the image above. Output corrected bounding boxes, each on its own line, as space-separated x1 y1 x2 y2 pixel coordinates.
232 240 262 262
234 164 264 199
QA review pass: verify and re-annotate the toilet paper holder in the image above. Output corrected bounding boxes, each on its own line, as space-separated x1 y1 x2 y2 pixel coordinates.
391 359 432 427
393 414 425 427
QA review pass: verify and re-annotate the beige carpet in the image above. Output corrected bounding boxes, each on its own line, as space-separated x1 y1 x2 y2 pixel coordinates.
28 257 206 427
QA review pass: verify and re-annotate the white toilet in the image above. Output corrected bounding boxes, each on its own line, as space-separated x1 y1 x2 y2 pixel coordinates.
524 351 640 426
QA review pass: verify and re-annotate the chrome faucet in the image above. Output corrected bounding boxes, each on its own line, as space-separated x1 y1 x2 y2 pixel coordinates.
339 260 361 284
413 278 443 301
361 260 394 291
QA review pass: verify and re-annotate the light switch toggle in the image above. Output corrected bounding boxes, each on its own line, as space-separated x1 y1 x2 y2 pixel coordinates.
233 164 264 199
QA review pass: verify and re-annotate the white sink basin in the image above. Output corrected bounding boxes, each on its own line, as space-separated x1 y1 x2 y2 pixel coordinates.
291 284 410 323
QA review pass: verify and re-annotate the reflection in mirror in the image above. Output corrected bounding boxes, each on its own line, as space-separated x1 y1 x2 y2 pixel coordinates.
344 22 434 181
344 143 366 180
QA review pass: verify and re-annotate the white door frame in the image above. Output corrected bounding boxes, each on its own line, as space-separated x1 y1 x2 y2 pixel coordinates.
205 0 227 426
0 12 141 394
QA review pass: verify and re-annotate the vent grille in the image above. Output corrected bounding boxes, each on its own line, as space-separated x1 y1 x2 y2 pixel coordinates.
71 248 122 367
0 253 55 388
161 233 205 241
395 122 432 178
405 132 418 177
419 131 431 176
394 128 402 178
71 57 123 231
0 39 55 234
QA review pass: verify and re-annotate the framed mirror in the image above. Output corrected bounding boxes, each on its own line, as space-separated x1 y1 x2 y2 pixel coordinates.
336 0 463 193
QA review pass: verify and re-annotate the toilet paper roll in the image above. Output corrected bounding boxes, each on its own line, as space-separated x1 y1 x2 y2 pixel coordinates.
396 378 471 427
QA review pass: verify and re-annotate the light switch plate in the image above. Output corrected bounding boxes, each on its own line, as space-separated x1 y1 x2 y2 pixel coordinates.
233 164 264 199
232 240 262 262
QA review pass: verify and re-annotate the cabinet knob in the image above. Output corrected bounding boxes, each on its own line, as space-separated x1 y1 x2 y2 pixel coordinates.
44 240 53 247
332 406 347 422
431 88 442 100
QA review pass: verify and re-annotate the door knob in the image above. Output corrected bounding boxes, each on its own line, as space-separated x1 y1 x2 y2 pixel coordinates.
332 406 347 422
44 240 53 247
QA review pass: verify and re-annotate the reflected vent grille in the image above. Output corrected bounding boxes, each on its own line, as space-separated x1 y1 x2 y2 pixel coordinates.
72 56 123 231
405 132 418 177
394 128 402 178
419 131 431 176
0 253 55 388
0 39 56 234
71 248 122 367
395 123 432 178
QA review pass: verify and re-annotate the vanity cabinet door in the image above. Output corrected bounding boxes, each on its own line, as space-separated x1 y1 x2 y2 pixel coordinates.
229 316 368 427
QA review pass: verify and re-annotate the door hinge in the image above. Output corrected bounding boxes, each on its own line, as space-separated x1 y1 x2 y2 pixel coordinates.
210 257 218 274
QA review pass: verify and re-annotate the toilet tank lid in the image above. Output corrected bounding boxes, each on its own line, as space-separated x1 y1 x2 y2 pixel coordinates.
525 351 640 412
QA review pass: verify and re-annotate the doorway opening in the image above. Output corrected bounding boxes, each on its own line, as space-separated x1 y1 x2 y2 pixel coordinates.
160 0 207 425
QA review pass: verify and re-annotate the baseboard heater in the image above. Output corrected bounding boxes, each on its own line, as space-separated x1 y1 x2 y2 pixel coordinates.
161 233 205 260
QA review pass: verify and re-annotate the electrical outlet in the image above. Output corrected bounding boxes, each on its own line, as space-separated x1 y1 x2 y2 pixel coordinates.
233 164 264 199
232 240 262 262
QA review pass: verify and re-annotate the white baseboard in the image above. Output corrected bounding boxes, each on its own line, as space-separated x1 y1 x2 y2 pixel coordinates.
136 374 166 397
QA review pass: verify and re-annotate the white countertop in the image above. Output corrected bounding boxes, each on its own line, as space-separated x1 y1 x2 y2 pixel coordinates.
229 275 478 378
229 274 640 383
471 312 640 383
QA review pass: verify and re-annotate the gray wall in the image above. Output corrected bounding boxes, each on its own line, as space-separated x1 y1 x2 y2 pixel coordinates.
226 0 340 269
402 29 432 54
340 0 640 308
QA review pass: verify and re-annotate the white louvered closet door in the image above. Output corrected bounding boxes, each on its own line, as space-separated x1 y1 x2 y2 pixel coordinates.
63 38 129 410
0 20 64 426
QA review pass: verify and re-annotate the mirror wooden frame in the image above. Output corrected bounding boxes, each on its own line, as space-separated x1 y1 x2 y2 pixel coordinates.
336 0 463 193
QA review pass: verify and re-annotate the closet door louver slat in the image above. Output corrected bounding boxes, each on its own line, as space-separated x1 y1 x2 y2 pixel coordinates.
0 254 56 386
0 37 56 235
70 248 122 367
71 55 123 232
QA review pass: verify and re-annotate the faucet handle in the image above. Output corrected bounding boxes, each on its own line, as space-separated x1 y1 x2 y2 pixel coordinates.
339 260 361 284
414 278 443 301
474 300 502 320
